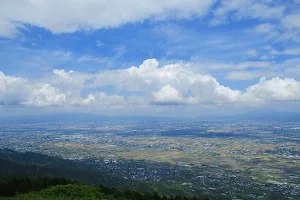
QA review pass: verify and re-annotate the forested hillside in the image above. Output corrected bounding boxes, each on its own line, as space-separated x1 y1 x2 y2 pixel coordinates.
0 177 210 200
0 149 211 200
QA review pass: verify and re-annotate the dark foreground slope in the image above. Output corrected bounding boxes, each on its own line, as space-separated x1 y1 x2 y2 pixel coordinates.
2 184 123 200
0 177 209 200
0 149 211 199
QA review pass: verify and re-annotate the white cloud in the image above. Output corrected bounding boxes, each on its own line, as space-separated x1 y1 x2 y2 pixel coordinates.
0 71 31 105
246 77 300 102
225 68 288 81
92 59 300 106
226 71 258 80
285 66 300 75
80 92 126 108
52 69 89 92
245 13 300 43
1 59 300 110
52 50 73 60
247 13 300 43
77 55 108 63
249 22 283 41
0 20 22 37
245 49 257 57
236 61 270 69
211 0 285 25
282 14 300 29
0 71 70 106
208 61 271 70
253 23 277 34
152 85 184 105
81 94 96 106
271 48 300 56
23 84 67 106
92 59 268 105
0 0 214 36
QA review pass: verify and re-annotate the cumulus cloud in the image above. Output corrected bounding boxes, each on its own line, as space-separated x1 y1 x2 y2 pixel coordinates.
23 84 67 106
92 59 246 105
0 71 69 106
0 69 140 108
79 93 124 108
246 77 300 102
91 59 300 106
52 69 88 89
0 0 213 36
152 85 184 105
0 71 31 105
1 59 300 110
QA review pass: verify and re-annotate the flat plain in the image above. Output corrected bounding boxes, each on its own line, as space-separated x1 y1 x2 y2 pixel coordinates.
1 120 299 199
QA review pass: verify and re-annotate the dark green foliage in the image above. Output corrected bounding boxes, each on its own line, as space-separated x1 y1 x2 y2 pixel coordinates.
2 185 110 200
0 176 74 196
0 177 211 200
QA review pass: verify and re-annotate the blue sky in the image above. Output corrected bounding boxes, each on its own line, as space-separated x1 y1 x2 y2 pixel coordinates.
0 0 300 117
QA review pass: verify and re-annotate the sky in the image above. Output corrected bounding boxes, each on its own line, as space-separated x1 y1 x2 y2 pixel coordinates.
0 0 300 117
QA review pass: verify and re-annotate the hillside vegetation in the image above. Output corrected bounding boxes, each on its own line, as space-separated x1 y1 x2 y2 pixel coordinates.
0 177 210 200
0 149 211 198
